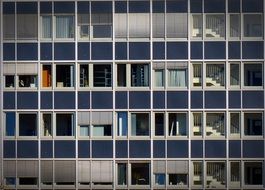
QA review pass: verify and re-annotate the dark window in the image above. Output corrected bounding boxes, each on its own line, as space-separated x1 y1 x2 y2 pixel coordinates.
5 112 15 136
56 114 74 136
93 64 112 87
131 163 150 185
19 114 37 136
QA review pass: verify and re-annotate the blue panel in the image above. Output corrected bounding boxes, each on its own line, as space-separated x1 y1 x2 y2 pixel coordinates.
115 91 127 109
92 91 113 109
191 42 203 59
41 91 53 109
3 43 15 61
54 1 75 13
129 91 150 109
153 91 165 109
205 140 226 158
229 91 241 108
167 42 188 59
41 43 52 60
5 112 15 136
243 140 264 158
115 1 127 13
78 91 90 109
78 140 90 158
129 140 150 158
54 140 75 158
78 43 90 60
243 91 264 108
91 42 113 60
129 1 150 13
17 141 38 158
54 43 75 60
17 43 38 60
153 140 165 158
40 2 52 14
228 0 240 13
166 0 187 13
191 140 203 158
204 0 225 13
78 2 89 13
167 91 188 109
4 141 15 158
153 42 165 59
153 1 165 13
17 2 37 14
116 140 128 158
3 2 15 14
129 42 150 60
191 91 203 109
229 140 241 158
228 42 240 59
242 0 263 12
115 42 127 60
204 42 226 59
92 140 113 158
3 92 15 109
91 1 112 13
242 41 264 59
17 92 38 109
54 92 75 109
41 141 53 158
190 0 202 13
167 140 188 158
205 91 226 109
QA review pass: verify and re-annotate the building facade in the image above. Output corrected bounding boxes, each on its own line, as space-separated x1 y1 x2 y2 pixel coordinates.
0 0 265 189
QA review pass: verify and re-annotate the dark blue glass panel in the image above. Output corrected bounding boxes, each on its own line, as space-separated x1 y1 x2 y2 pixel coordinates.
115 1 127 13
115 42 127 60
242 41 264 59
242 0 263 12
17 141 38 158
166 0 187 13
41 43 52 60
78 91 90 109
17 2 37 14
153 140 165 158
191 140 203 158
4 141 15 158
17 92 38 109
129 42 150 60
41 141 53 158
228 42 240 59
92 140 113 158
204 42 226 59
243 140 264 158
205 91 226 109
17 43 38 60
78 2 89 13
78 43 90 60
5 112 15 136
41 92 53 109
54 1 75 13
229 140 241 158
204 0 225 13
167 91 188 109
205 140 226 158
228 0 240 13
129 91 150 109
129 140 150 158
153 91 165 109
3 92 15 109
191 42 203 59
167 42 188 59
167 140 188 158
92 91 113 109
129 1 150 13
54 43 75 60
191 91 203 109
40 2 52 14
54 140 75 158
229 91 241 108
54 92 75 109
115 91 128 109
78 141 90 158
153 42 165 59
91 1 112 13
243 91 264 108
190 0 202 13
3 2 15 14
153 1 164 13
92 42 113 60
3 43 15 60
116 140 128 158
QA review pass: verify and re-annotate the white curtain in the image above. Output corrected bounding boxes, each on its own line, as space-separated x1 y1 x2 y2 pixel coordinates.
168 69 186 87
155 70 164 87
56 16 74 38
42 16 52 38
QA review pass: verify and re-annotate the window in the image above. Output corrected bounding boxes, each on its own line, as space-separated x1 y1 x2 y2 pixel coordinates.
230 112 240 136
92 161 112 185
167 62 187 87
155 113 164 136
78 13 90 39
17 161 38 185
230 63 240 87
78 112 90 137
244 63 263 86
153 63 164 87
206 113 225 137
41 15 52 39
244 113 263 136
41 113 52 137
167 161 188 186
206 63 225 87
167 13 188 38
117 64 127 87
3 13 15 40
17 63 38 88
168 113 187 136
229 14 240 38
131 163 150 185
206 162 225 188
41 161 53 185
79 64 89 87
192 63 202 87
129 13 150 38
19 75 38 88
55 15 74 38
117 112 128 137
19 113 37 136
56 64 75 87
153 13 165 38
91 12 112 38
230 162 240 187
5 112 15 136
55 161 75 185
153 161 166 186
131 64 149 87
93 64 112 87
5 75 15 88
244 162 263 185
17 14 38 40
56 113 74 136
42 65 52 88
205 14 225 38
3 161 16 185
115 13 127 38
191 14 202 38
78 161 90 185
5 177 16 185
244 14 263 37
192 112 202 136
131 113 149 136
92 112 112 137
192 161 203 186
117 163 127 186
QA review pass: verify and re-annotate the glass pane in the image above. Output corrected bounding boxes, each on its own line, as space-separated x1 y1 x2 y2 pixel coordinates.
93 64 112 87
155 113 164 136
129 13 150 38
206 64 225 87
42 65 52 87
230 14 240 38
193 112 202 136
56 114 74 136
192 64 202 87
19 75 38 88
206 113 225 137
193 162 203 186
80 125 89 136
244 113 262 136
230 113 240 136
131 163 150 185
230 162 240 187
5 112 15 136
117 112 128 136
42 15 52 39
244 64 262 86
115 13 127 38
56 65 75 87
168 113 187 136
17 14 38 39
244 14 263 37
78 14 90 39
244 162 263 185
56 16 74 38
117 64 126 87
80 65 89 87
168 69 187 87
206 162 226 187
155 174 165 185
153 13 165 38
131 113 149 136
3 14 15 40
131 64 149 87
191 14 202 38
154 70 164 87
118 163 127 185
42 113 52 136
167 13 188 38
19 114 37 136
5 75 15 88
92 13 112 38
230 64 240 86
206 14 225 38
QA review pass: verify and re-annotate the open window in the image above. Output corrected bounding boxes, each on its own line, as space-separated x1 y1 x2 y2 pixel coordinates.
167 161 188 186
244 63 263 87
153 161 166 186
78 112 90 137
56 64 75 88
3 63 15 88
93 64 112 87
56 113 75 136
17 161 38 185
92 112 112 137
206 112 225 137
42 64 52 88
117 112 128 137
131 64 149 87
79 64 89 87
19 113 37 136
131 113 150 136
167 62 187 87
131 163 150 185
92 161 113 186
244 162 263 185
17 63 38 88
244 113 263 136
168 113 187 136
41 113 52 137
